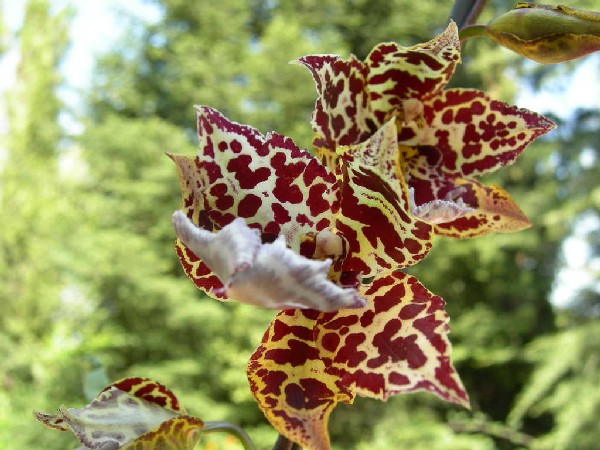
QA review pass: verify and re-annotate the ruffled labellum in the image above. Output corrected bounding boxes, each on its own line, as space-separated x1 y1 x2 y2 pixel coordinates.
173 210 366 312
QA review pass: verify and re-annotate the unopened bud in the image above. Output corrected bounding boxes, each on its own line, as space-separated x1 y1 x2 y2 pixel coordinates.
486 3 600 64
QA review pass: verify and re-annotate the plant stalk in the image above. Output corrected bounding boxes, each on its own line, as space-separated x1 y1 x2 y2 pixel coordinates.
449 0 489 29
203 421 258 450
272 433 294 450
458 24 488 42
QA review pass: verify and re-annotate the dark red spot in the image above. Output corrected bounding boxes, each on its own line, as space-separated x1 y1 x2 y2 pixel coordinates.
227 154 271 189
321 332 341 352
367 320 427 369
399 303 426 320
413 315 443 339
215 194 234 211
265 339 319 367
258 370 288 396
264 221 281 235
322 315 359 330
334 333 367 368
237 194 262 218
441 109 454 124
284 378 334 409
388 372 410 385
230 140 242 153
274 179 303 204
296 214 313 227
300 309 321 320
374 282 405 313
435 358 468 401
360 310 375 327
201 160 224 184
272 203 291 224
307 183 332 216
272 319 314 342
348 370 385 395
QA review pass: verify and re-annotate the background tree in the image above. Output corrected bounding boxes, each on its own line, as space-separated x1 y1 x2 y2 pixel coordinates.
0 1 99 448
2 0 599 448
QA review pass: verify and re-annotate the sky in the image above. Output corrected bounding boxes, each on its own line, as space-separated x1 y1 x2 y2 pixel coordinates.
2 1 599 127
1 0 599 307
0 0 162 134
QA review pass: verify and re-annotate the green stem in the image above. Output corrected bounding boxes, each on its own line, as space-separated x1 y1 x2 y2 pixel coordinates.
458 24 489 42
272 434 293 450
449 0 489 29
203 421 258 450
449 418 534 447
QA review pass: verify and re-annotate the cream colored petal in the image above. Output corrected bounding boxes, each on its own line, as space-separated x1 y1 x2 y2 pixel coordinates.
227 237 366 312
172 210 261 283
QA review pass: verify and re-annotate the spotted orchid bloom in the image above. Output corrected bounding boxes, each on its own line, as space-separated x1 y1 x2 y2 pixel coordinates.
170 107 439 305
170 105 468 450
168 22 554 450
298 22 555 237
35 378 205 450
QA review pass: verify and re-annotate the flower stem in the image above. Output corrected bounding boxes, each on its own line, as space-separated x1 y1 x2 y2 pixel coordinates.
203 421 258 450
272 434 294 450
449 0 489 29
458 24 488 42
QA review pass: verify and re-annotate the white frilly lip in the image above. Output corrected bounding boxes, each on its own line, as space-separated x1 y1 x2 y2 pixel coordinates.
408 187 475 225
172 211 366 312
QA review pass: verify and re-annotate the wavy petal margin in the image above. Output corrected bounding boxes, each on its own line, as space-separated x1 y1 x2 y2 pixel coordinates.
248 272 468 450
297 55 373 154
409 187 475 225
34 378 203 450
366 22 461 124
173 212 262 284
173 210 364 311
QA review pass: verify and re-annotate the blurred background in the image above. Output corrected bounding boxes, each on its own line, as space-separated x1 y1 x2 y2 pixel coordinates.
1 0 599 449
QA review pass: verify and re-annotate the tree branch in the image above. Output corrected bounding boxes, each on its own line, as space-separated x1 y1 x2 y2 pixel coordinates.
449 418 535 447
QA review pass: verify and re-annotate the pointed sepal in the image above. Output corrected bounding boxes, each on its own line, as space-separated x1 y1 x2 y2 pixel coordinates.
247 272 468 450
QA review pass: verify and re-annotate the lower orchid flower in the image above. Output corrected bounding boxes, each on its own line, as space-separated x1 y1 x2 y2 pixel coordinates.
34 378 205 450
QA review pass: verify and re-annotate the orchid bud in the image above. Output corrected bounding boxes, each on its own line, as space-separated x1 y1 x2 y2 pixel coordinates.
486 3 600 64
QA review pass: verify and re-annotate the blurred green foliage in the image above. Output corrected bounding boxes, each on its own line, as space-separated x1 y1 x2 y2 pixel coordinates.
1 0 599 449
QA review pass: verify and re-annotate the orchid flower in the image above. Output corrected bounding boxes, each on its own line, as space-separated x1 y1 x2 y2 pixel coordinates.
298 22 555 237
167 22 555 450
170 106 466 450
34 378 205 450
